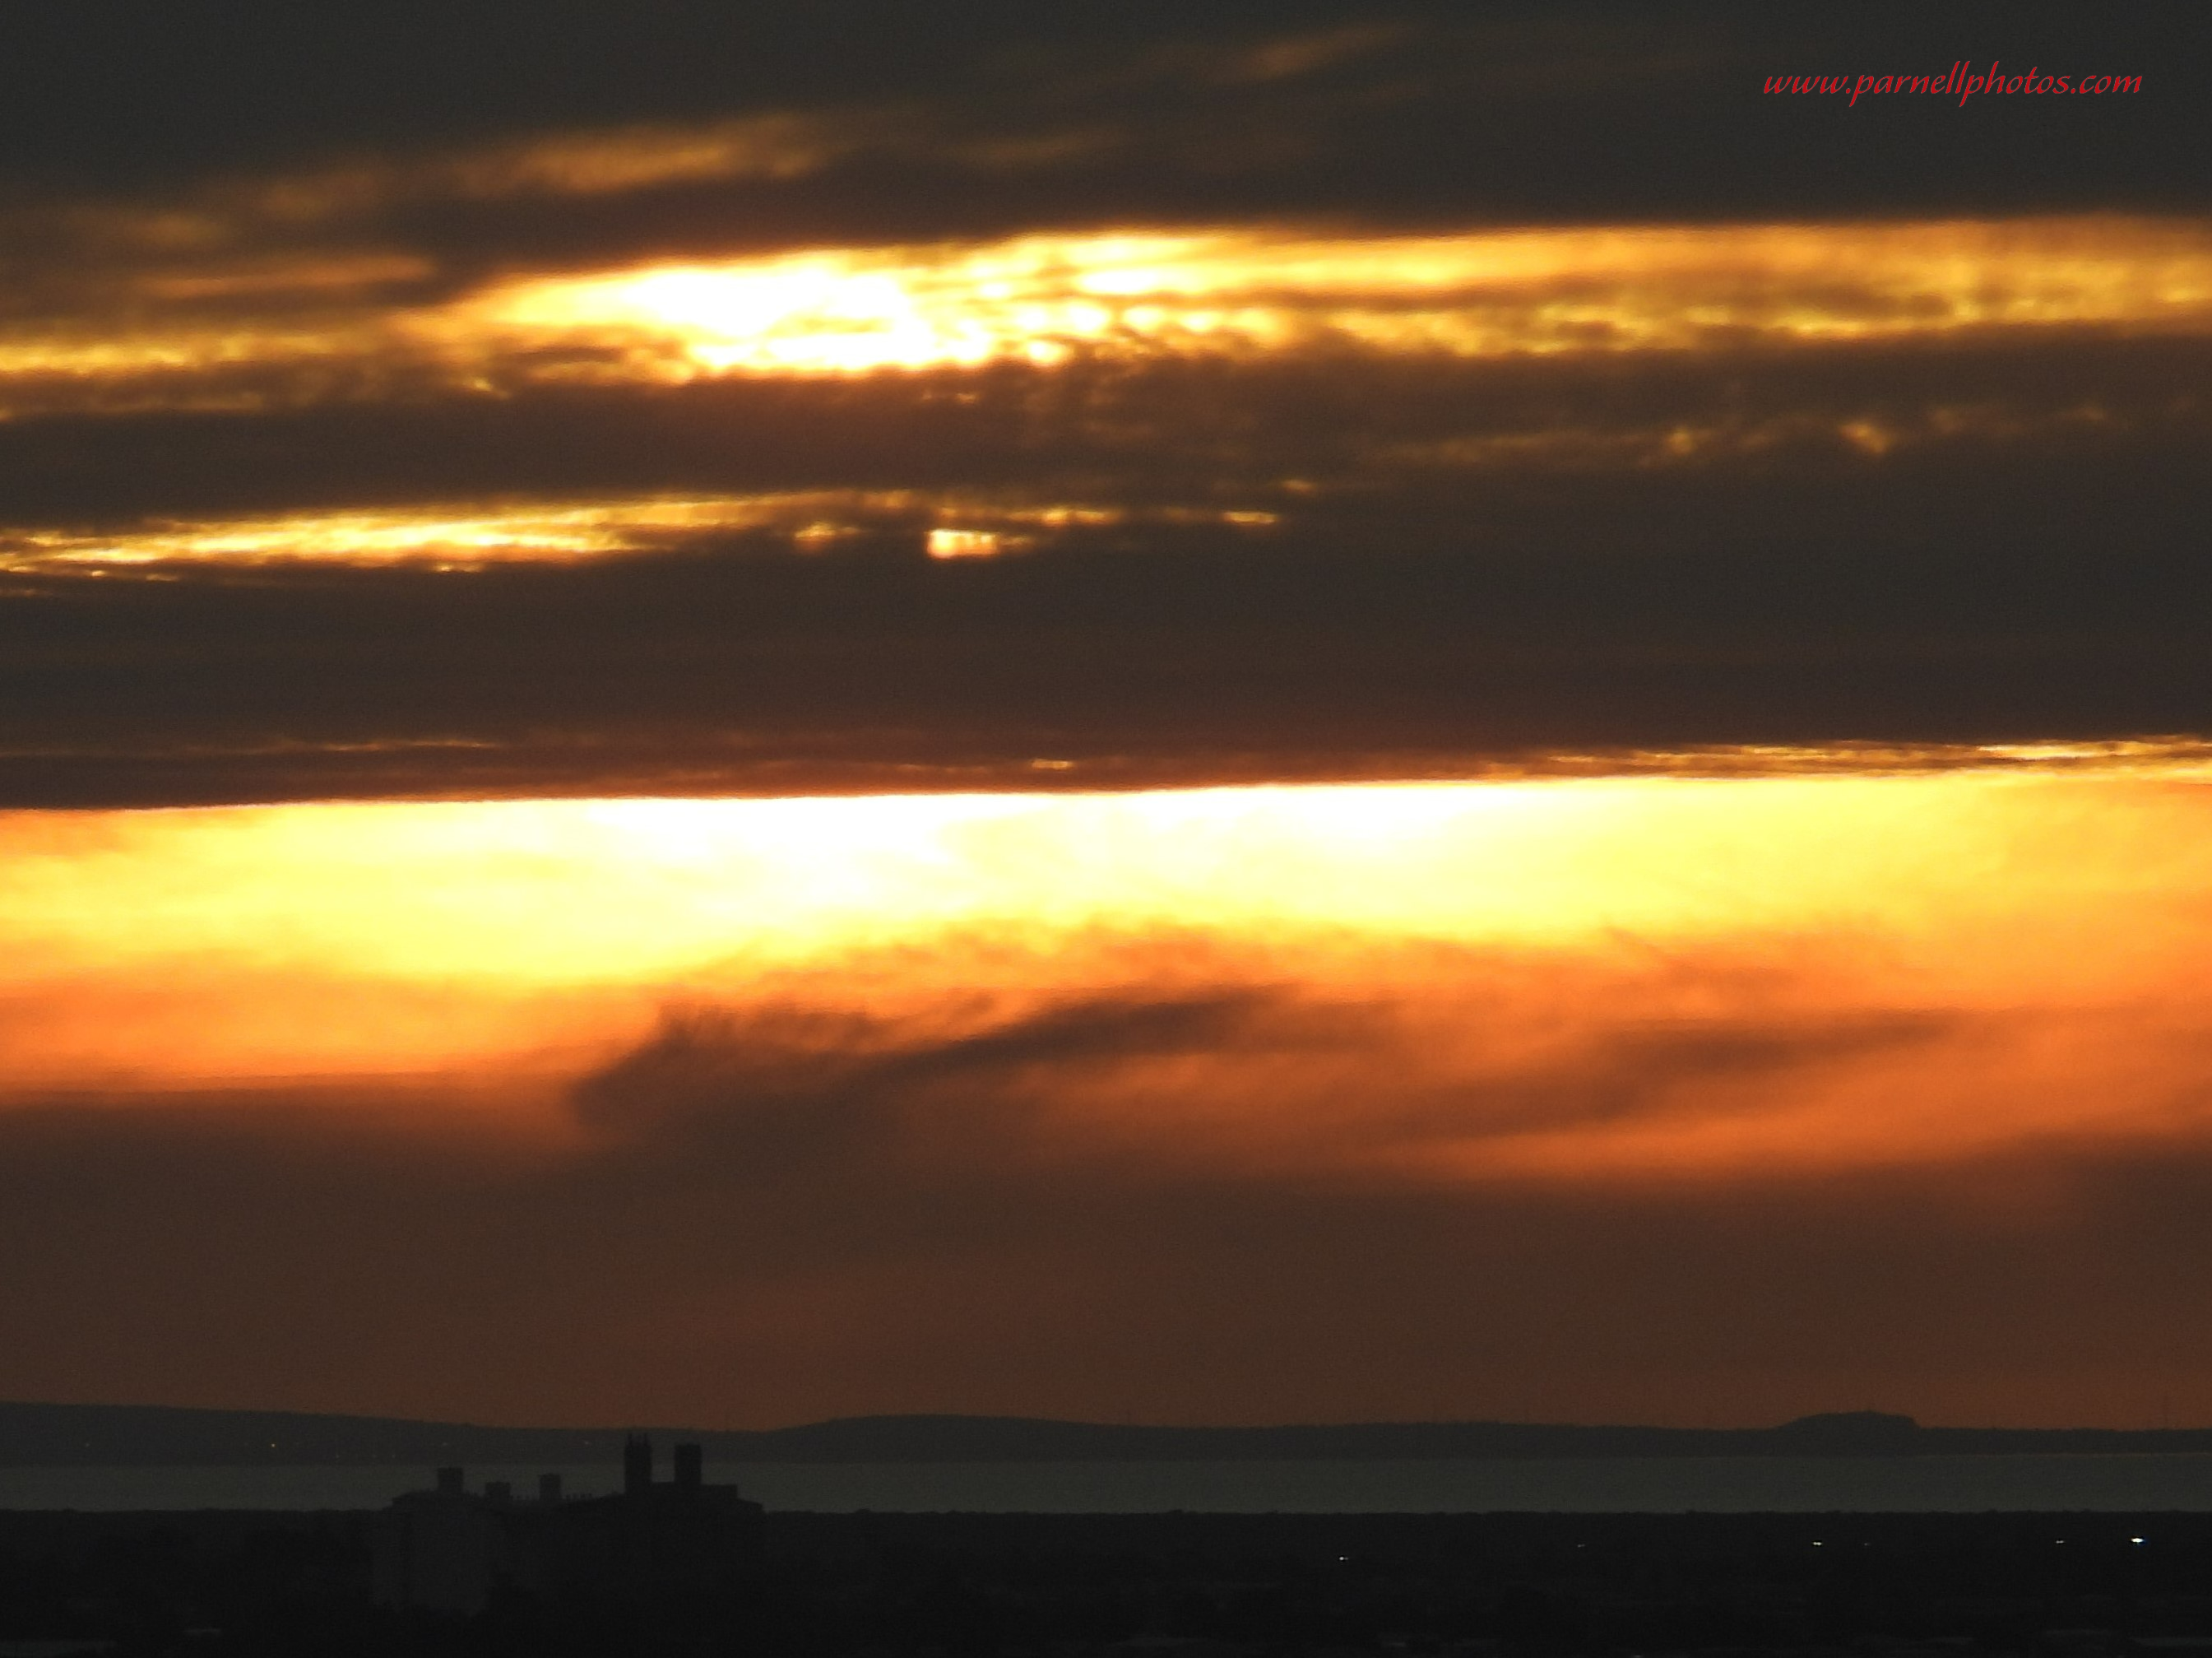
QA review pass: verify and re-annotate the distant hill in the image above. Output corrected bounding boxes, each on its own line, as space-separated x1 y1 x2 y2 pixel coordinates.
7 1405 2212 1467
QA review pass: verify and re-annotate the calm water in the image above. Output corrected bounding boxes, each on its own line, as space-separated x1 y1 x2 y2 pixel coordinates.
8 1456 2212 1513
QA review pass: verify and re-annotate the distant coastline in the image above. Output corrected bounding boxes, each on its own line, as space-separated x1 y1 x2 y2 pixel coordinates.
7 1405 2212 1468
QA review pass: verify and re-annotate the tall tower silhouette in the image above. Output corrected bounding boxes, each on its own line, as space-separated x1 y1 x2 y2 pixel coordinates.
624 1433 653 1498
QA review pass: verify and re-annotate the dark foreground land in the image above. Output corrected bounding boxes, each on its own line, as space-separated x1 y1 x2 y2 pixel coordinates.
5 1507 2212 1657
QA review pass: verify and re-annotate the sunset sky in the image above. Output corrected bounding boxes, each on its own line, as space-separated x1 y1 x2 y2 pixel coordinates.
2 1 2209 1433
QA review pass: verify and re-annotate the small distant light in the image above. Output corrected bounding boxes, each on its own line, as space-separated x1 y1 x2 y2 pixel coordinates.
2132 1536 2146 1545
1811 1541 1822 1548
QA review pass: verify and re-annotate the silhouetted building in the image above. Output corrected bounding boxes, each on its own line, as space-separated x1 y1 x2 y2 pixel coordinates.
372 1440 762 1614
374 1475 498 1614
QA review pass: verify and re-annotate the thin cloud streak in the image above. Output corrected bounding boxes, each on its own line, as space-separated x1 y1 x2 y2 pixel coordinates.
0 494 1276 574
5 413 2208 806
6 6 2199 237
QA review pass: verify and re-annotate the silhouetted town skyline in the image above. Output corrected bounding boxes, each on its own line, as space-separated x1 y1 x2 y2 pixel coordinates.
374 1434 762 1614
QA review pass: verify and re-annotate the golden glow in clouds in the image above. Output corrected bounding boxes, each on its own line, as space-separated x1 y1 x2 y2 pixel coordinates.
451 218 2212 379
0 494 1274 572
8 764 2212 1184
5 216 2206 413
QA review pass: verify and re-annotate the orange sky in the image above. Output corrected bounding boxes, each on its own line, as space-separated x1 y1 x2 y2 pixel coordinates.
5 7 2209 1435
10 756 2212 1160
7 759 2212 1427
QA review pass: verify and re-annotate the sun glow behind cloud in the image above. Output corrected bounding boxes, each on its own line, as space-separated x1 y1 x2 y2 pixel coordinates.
7 764 2212 1184
440 218 2212 381
5 216 2207 415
